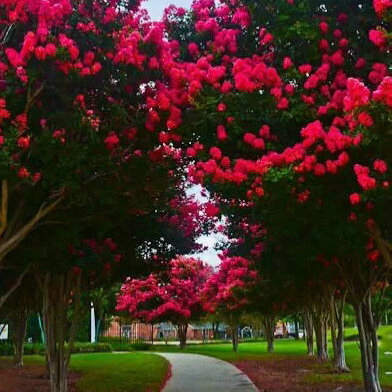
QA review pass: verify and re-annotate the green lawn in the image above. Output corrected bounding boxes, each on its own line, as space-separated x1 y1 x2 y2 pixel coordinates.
24 352 169 392
153 325 392 389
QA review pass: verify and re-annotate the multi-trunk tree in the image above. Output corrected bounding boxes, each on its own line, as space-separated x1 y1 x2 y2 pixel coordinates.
202 255 258 352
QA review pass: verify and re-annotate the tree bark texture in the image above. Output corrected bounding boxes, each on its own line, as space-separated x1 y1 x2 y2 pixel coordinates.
303 309 314 356
42 271 81 392
262 315 276 353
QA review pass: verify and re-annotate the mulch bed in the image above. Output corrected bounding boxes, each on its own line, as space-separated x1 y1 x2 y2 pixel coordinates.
0 362 79 392
233 356 365 392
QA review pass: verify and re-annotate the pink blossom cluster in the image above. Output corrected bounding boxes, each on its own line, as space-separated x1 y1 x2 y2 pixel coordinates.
69 237 122 276
161 194 219 241
116 256 212 325
373 0 392 17
202 256 258 312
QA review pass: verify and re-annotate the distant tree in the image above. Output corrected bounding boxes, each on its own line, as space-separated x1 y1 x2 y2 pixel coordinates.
117 256 213 348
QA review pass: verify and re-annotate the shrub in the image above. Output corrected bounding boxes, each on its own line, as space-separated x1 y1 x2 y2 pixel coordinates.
70 342 112 354
99 337 153 351
24 343 45 355
130 342 151 351
0 342 14 356
99 337 134 351
0 342 112 356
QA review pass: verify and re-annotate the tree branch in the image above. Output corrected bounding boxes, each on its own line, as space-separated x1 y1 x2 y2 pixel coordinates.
0 187 66 261
0 264 30 310
24 83 45 114
368 222 392 269
3 201 25 242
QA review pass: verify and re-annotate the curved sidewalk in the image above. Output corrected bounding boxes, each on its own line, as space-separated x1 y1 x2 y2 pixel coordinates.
156 352 258 392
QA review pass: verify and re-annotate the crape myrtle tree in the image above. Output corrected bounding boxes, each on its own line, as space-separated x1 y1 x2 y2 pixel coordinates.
117 256 213 348
5 160 208 391
0 0 203 306
217 214 280 353
243 205 350 368
226 202 349 363
202 255 259 352
34 233 123 392
154 1 391 390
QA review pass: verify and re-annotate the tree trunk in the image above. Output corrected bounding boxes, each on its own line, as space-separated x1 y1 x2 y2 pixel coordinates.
231 325 239 352
177 324 188 348
312 304 329 362
303 310 314 355
212 322 220 340
353 294 382 392
42 271 82 392
10 307 29 367
262 315 275 353
294 316 300 340
330 293 349 373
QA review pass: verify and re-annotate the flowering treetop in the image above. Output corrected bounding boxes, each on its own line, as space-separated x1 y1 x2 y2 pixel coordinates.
116 256 213 325
202 255 258 316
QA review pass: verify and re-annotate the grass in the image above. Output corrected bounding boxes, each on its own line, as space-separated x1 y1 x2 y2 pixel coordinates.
23 352 169 392
153 325 392 389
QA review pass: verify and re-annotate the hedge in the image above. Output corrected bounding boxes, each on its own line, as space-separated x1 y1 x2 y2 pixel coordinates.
0 342 113 356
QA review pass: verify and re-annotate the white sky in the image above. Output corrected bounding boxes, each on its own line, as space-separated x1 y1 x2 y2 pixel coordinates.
185 185 228 267
142 0 193 20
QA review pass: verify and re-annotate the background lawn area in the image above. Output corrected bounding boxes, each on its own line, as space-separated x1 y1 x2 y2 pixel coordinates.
24 352 169 392
153 325 392 389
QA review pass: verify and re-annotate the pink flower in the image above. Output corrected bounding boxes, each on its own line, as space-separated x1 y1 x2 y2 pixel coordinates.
373 77 392 107
374 159 387 173
319 22 329 34
17 136 30 149
252 138 265 150
217 125 228 141
373 0 392 17
358 112 374 127
104 132 119 150
314 163 326 176
217 103 226 112
299 64 312 74
349 193 361 205
45 44 57 57
283 57 293 70
369 29 387 48
210 147 222 160
343 78 371 111
244 133 256 144
18 167 29 179
188 42 199 57
277 97 289 110
355 58 366 69
159 131 170 144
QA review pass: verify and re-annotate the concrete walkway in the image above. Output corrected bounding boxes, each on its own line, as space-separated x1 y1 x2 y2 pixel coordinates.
156 353 258 392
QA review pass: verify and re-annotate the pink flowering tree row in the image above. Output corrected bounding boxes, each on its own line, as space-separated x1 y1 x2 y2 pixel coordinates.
152 0 392 390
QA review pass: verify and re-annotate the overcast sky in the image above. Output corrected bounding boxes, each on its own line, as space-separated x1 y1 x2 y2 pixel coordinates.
143 0 192 20
185 185 227 267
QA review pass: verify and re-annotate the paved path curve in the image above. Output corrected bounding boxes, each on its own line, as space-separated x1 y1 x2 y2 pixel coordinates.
156 353 258 392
